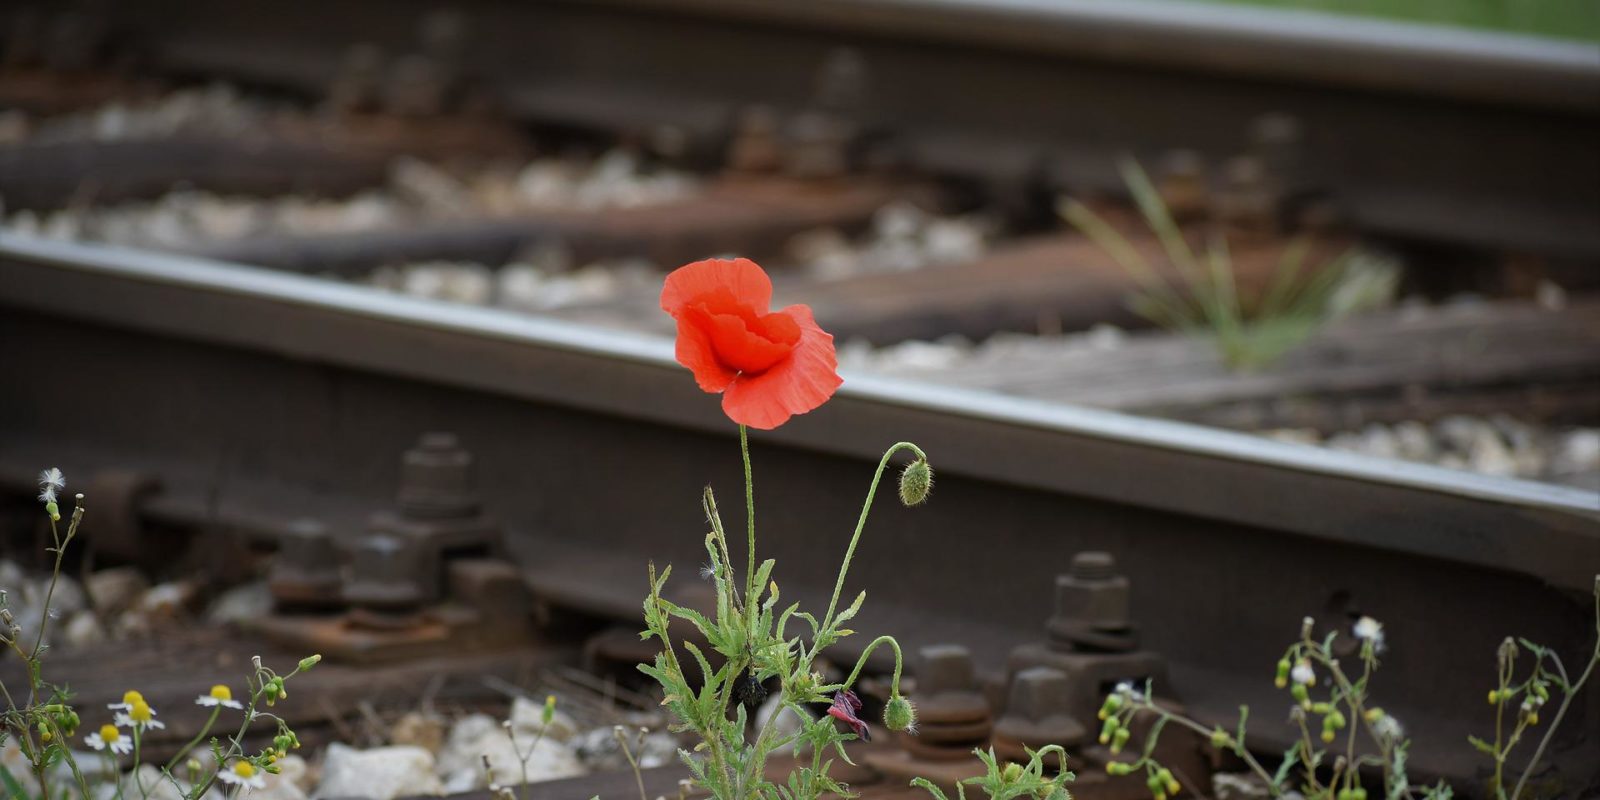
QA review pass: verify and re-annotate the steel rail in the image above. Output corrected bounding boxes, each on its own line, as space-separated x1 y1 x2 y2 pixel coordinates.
1 234 1596 586
9 0 1597 256
591 0 1600 111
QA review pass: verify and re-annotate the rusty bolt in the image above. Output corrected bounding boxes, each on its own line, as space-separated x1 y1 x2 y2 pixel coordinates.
1047 552 1139 652
994 666 1087 748
344 533 425 614
269 519 343 608
398 432 480 519
914 644 991 729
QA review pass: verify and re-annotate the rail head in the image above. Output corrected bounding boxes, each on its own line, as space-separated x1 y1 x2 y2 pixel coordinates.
2 234 1597 590
575 0 1600 112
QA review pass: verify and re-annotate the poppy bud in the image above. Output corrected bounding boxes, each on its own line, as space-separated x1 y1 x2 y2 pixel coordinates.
884 695 917 733
899 459 933 506
1003 763 1024 783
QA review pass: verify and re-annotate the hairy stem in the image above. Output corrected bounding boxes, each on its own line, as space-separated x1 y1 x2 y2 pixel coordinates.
821 442 925 634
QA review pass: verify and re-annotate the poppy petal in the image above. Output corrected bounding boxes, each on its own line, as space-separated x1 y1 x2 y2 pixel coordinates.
674 316 737 392
687 303 799 375
661 258 773 318
721 304 841 430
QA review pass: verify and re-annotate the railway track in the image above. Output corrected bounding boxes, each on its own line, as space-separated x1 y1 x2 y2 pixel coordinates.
3 3 1599 797
4 0 1599 258
2 236 1596 795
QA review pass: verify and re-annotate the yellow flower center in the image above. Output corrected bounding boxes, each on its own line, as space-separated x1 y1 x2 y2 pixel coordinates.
209 685 233 702
122 690 144 706
130 701 153 723
99 724 120 743
233 761 256 778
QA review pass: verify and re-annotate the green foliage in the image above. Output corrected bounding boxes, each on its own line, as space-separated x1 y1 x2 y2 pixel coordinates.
911 745 1074 800
1096 581 1600 800
1 472 318 800
1060 158 1396 371
639 437 929 800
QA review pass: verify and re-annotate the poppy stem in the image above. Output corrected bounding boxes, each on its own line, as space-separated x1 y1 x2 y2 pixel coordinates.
821 442 927 635
739 424 756 611
841 635 906 698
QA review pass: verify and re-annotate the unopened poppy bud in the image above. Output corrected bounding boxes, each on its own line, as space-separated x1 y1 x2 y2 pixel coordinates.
1111 727 1131 753
1210 728 1230 749
899 458 933 506
884 695 917 733
1274 658 1291 688
45 501 59 521
1003 763 1024 783
298 655 321 672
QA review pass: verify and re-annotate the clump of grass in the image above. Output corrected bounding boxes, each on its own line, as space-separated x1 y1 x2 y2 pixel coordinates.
1059 158 1397 371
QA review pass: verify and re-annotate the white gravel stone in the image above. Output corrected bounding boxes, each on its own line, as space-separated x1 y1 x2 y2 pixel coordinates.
315 743 444 799
87 566 151 614
206 580 274 626
435 712 585 791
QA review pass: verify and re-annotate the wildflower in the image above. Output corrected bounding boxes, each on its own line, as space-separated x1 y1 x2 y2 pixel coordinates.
85 723 133 755
218 760 268 789
1352 616 1385 652
1113 681 1145 702
115 699 166 731
37 467 65 503
826 689 870 742
196 684 245 710
108 690 145 711
1291 660 1316 686
660 258 842 429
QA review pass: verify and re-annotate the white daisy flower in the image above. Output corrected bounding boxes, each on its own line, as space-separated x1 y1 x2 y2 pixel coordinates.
196 684 245 710
85 724 133 755
217 760 267 789
37 467 65 503
108 689 145 712
1353 616 1386 652
1291 660 1316 686
115 699 166 731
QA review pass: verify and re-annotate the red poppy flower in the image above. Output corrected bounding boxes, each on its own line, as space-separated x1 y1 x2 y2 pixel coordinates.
661 258 842 429
826 689 871 742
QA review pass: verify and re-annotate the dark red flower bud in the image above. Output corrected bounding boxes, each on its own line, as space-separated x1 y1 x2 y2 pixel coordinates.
826 690 870 742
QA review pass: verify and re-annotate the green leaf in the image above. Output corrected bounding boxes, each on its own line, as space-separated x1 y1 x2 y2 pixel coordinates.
1467 735 1498 756
0 764 32 800
835 591 867 627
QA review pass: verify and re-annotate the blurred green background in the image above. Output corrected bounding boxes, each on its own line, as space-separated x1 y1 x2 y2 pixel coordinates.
1171 0 1600 42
